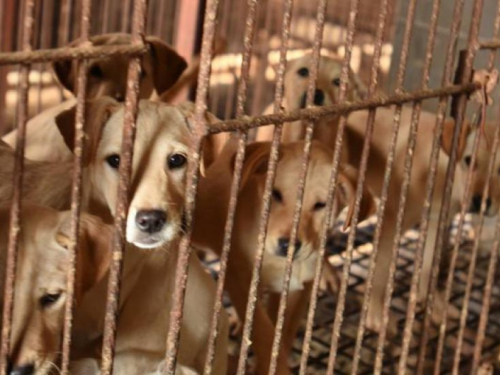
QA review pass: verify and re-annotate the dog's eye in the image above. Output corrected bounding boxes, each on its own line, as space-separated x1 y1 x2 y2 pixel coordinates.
297 67 309 77
168 154 187 169
39 293 61 309
106 154 120 169
89 65 104 79
464 155 472 166
332 78 341 86
313 201 327 211
272 189 283 203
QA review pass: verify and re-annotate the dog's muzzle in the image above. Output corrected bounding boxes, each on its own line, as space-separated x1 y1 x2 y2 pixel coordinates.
470 195 494 216
300 89 325 108
276 237 302 258
135 209 167 233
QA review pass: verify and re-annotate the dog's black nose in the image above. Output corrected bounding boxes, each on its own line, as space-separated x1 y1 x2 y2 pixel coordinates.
277 238 302 257
471 195 492 213
135 210 167 233
10 364 34 375
313 89 325 105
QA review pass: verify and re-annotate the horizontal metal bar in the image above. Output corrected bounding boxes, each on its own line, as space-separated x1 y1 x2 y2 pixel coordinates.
206 82 480 134
478 38 500 49
0 44 147 65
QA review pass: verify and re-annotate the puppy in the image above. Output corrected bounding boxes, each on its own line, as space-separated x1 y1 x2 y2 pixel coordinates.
0 203 111 374
55 98 228 374
3 33 187 163
255 54 365 145
193 140 375 372
343 106 479 331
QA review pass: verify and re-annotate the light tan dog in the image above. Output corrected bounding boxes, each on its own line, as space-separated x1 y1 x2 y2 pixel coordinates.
256 54 365 144
2 33 187 163
54 98 228 374
0 203 111 375
193 140 375 372
343 106 481 332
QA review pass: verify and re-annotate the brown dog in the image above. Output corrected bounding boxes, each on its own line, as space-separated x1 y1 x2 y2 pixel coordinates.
256 54 365 144
2 33 187 163
54 98 228 374
0 203 111 374
193 139 375 373
343 106 480 331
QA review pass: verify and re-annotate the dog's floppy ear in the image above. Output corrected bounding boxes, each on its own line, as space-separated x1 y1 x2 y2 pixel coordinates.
55 96 120 165
337 165 376 231
441 118 471 158
56 213 112 304
143 36 187 95
52 39 81 93
236 142 274 188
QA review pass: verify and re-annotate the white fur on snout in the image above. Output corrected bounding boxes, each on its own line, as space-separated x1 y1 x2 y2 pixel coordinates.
126 207 178 249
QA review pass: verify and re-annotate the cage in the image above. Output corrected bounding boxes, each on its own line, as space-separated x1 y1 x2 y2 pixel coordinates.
0 0 499 374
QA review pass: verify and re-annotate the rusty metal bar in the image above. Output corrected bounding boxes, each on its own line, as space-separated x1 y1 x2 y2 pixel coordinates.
267 0 328 372
60 0 91 373
203 0 259 372
163 0 219 372
431 0 484 372
478 39 500 50
100 1 148 374
0 44 147 66
0 0 34 374
415 0 470 371
299 0 359 371
351 0 420 371
327 0 391 370
205 81 481 134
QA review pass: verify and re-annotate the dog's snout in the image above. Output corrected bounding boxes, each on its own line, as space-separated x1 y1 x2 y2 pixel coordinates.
471 195 492 213
135 210 167 233
313 89 325 105
10 364 34 375
277 238 302 257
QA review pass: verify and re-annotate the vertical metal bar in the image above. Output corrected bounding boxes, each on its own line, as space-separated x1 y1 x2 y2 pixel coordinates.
350 0 421 372
99 1 148 374
163 0 219 372
203 0 259 372
0 0 34 373
60 0 91 373
298 0 359 372
267 0 328 372
431 0 484 372
327 0 391 371
415 0 469 371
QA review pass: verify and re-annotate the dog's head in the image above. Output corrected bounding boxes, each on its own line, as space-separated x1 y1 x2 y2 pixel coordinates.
0 204 111 374
53 33 187 101
283 54 366 111
55 98 196 249
236 141 375 260
443 119 500 216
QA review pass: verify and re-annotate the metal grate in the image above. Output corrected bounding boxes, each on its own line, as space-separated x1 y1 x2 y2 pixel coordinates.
0 0 499 374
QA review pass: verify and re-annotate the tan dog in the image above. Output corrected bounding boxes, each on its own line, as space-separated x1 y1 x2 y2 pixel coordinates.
0 203 111 375
256 54 365 144
54 99 228 374
193 140 375 372
3 33 187 163
342 106 480 332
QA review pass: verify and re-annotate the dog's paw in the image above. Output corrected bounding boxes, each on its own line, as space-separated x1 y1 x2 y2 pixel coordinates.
321 261 340 295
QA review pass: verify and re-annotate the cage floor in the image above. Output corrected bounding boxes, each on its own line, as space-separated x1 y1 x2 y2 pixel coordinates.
203 216 500 374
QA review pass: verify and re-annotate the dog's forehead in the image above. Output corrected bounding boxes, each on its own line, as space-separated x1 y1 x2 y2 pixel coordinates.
102 101 191 151
287 55 342 76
